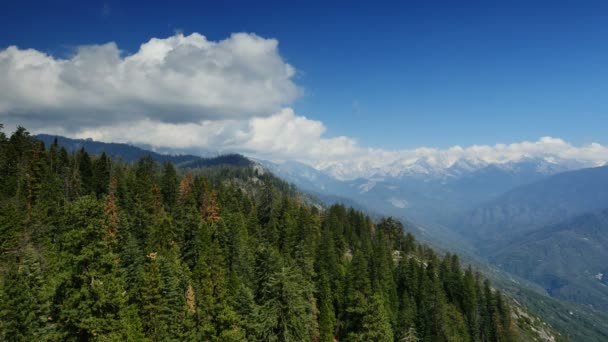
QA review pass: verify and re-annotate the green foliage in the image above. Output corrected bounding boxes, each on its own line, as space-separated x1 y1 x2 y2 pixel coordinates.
255 264 314 341
0 126 520 341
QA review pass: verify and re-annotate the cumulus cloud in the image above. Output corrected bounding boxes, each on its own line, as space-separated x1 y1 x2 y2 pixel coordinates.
39 108 360 163
0 32 298 129
1 32 607 180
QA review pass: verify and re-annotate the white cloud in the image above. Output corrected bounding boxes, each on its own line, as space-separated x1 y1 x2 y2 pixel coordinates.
36 108 608 180
313 137 608 180
0 32 298 129
1 32 607 180
38 107 360 163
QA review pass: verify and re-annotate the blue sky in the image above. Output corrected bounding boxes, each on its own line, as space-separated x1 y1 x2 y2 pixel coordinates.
1 1 608 151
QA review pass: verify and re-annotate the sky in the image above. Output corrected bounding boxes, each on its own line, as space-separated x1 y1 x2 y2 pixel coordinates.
2 1 608 176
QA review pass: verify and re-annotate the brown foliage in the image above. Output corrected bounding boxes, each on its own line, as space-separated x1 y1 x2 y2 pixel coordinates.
178 173 194 202
105 177 119 240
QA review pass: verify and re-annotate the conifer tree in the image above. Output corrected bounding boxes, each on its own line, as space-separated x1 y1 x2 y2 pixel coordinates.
161 161 179 209
53 196 129 340
462 266 480 341
343 250 372 340
0 245 48 340
92 152 111 197
77 148 93 195
255 265 314 342
357 293 394 342
140 251 167 340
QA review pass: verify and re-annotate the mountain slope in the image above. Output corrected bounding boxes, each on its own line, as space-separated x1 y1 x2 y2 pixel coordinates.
490 208 608 311
458 165 608 246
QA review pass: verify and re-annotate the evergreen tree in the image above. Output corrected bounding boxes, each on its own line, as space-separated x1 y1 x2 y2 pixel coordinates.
462 266 480 341
92 152 111 197
0 245 49 341
255 265 314 342
343 250 371 340
140 251 167 340
77 148 93 195
161 161 179 209
52 196 130 340
359 293 394 342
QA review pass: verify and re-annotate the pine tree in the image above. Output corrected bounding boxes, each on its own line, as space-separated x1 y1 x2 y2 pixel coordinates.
462 266 480 341
316 274 336 342
22 140 47 218
255 265 314 342
53 196 130 340
0 245 49 341
481 278 495 342
148 205 176 253
77 148 93 195
161 161 179 209
357 293 394 342
140 251 168 340
0 261 38 341
0 200 24 255
343 250 372 340
258 181 273 221
2 127 33 198
416 258 448 341
92 152 111 197
159 244 191 340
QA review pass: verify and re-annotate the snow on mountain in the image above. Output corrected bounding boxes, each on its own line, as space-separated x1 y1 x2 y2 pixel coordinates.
260 153 597 191
314 154 595 181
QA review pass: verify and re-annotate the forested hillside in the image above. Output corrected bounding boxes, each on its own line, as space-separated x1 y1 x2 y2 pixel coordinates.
0 126 545 341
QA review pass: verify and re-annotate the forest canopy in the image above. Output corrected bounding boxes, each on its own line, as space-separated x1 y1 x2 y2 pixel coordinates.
0 125 515 341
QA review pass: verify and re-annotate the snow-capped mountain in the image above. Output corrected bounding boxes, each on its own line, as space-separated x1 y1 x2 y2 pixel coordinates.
314 154 598 181
261 155 598 229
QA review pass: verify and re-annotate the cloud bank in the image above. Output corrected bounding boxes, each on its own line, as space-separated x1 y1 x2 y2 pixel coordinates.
0 32 298 129
36 112 608 180
1 32 607 180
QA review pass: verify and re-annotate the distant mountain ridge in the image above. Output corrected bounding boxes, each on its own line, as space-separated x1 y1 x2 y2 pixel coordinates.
35 134 252 169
